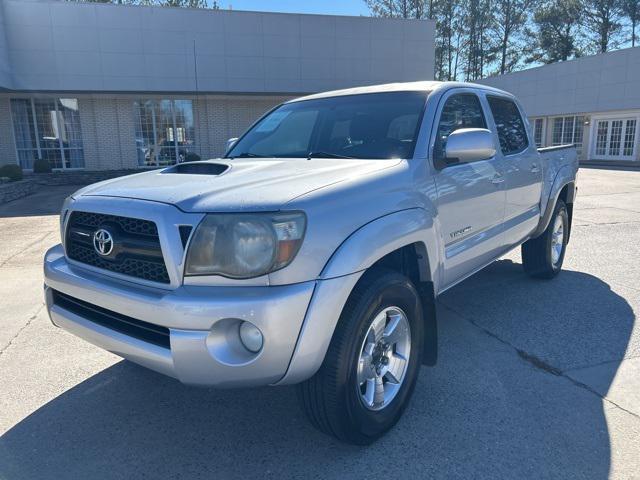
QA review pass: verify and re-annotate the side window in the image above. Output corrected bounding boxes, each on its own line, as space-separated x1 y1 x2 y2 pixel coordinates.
435 93 486 160
487 96 529 155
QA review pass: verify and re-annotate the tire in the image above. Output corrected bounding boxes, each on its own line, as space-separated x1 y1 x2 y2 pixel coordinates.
522 199 569 279
297 268 424 445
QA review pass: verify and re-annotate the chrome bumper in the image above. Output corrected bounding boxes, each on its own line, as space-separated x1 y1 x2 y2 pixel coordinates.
44 244 316 387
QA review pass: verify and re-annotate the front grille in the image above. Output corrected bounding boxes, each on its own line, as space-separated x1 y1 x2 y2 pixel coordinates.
70 211 159 236
65 211 170 284
52 290 171 349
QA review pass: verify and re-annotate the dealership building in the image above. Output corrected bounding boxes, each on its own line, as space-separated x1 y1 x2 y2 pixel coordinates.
480 46 640 166
2 0 637 173
0 0 435 171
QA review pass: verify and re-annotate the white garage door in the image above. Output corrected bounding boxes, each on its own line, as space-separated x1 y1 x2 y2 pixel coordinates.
592 118 637 161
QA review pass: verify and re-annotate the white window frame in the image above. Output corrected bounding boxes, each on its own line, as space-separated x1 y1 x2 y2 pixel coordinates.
531 117 546 147
550 115 583 145
9 97 85 171
588 111 640 161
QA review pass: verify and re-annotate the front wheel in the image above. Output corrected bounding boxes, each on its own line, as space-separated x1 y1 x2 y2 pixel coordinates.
522 199 569 279
297 269 424 445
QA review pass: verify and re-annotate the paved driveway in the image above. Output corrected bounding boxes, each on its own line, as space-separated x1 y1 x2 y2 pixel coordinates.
0 169 639 479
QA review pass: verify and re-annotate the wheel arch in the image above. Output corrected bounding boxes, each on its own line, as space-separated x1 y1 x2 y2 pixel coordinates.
366 243 438 366
319 208 438 286
533 177 576 239
319 208 439 367
278 210 439 385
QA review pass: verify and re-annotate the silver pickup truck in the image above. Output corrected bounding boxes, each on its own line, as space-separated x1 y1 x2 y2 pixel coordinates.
44 81 577 444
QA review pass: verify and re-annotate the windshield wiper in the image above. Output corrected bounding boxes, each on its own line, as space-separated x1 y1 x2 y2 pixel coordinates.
227 152 266 159
307 151 354 159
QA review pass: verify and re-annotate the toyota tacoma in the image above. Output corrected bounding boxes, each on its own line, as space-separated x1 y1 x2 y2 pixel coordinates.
44 81 578 444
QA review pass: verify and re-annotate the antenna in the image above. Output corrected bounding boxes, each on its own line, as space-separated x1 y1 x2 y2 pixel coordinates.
193 39 201 159
193 39 199 94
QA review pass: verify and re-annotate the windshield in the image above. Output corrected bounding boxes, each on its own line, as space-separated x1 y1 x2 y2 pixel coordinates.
226 91 428 160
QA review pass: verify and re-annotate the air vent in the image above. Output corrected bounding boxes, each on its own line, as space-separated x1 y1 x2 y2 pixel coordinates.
163 163 229 175
52 290 170 349
178 225 193 248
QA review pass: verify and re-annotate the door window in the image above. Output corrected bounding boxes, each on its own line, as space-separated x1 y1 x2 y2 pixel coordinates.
487 96 529 155
434 93 487 161
593 118 637 160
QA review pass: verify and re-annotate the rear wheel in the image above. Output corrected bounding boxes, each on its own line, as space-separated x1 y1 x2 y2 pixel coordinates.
297 269 424 445
522 199 569 279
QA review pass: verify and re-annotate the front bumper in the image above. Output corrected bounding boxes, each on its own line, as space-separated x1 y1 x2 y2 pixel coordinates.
44 244 316 387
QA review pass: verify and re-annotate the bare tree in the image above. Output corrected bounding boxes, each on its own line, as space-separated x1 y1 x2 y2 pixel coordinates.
67 0 217 6
366 0 410 17
621 0 640 46
582 0 623 53
365 0 433 19
160 0 208 6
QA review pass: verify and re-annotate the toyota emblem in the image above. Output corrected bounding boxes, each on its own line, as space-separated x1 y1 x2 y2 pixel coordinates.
93 228 114 256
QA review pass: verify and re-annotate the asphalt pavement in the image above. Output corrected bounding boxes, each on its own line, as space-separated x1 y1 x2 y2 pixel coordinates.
0 169 638 479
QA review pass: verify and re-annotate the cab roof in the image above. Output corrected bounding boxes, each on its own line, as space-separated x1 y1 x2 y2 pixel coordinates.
286 81 512 103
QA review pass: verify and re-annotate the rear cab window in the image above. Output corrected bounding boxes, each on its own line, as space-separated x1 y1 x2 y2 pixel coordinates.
487 96 529 155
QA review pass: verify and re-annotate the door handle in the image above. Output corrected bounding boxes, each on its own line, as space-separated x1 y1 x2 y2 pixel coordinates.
531 163 540 173
491 173 505 184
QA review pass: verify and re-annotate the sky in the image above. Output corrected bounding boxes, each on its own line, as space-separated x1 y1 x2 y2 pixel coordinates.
216 0 370 16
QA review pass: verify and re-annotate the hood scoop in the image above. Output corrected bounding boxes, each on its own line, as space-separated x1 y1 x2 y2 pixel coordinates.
162 162 229 176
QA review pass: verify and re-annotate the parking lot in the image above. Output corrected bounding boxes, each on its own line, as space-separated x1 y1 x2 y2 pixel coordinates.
0 167 638 479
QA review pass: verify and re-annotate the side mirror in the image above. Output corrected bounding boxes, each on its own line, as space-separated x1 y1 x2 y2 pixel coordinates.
443 128 496 165
226 137 239 153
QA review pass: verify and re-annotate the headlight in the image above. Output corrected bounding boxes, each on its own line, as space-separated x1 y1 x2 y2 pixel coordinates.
185 212 306 279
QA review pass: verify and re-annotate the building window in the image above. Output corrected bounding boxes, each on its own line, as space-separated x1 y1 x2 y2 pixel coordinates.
134 99 195 167
552 115 584 155
592 118 637 160
10 98 84 170
595 120 609 156
532 118 545 147
624 120 637 156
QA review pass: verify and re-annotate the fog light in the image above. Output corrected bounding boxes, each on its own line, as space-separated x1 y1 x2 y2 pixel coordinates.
239 321 263 353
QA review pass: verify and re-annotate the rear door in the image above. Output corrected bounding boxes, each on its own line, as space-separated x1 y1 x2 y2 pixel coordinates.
432 89 506 289
486 95 542 247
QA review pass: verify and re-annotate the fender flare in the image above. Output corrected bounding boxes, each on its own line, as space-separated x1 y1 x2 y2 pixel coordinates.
276 208 439 385
321 208 440 365
320 208 439 284
532 167 576 238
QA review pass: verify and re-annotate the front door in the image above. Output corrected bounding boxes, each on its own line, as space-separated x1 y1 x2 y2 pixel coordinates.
432 90 506 290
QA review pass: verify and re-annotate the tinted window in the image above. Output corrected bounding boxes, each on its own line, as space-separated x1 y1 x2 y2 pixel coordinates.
487 96 529 155
435 93 486 160
227 92 428 160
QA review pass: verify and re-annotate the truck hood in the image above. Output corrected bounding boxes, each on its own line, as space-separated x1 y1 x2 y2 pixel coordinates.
77 158 402 212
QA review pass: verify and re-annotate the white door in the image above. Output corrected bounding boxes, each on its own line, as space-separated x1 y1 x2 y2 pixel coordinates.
592 118 638 161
